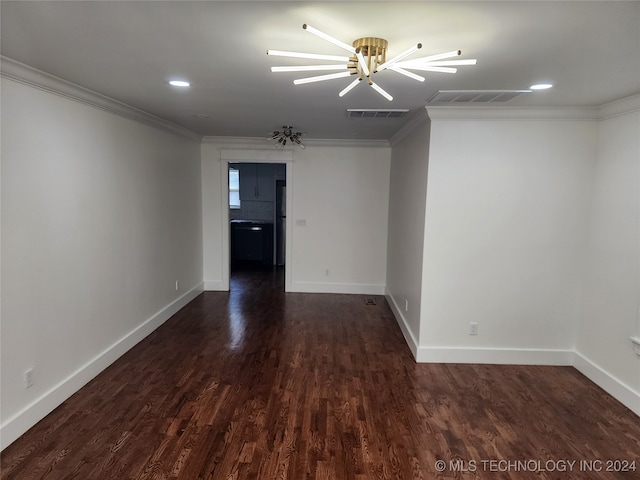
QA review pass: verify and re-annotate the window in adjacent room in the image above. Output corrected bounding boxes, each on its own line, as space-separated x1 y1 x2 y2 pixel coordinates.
229 167 240 209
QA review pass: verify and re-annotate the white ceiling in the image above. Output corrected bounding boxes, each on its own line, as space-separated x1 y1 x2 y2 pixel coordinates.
2 1 639 140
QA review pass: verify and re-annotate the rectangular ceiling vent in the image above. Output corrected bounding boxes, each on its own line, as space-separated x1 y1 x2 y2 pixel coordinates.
427 90 532 104
346 109 410 118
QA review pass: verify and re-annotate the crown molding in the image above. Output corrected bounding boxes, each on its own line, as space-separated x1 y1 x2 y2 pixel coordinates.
389 108 430 146
426 105 599 121
0 56 202 142
425 92 640 122
202 136 266 145
203 136 389 148
304 138 389 148
598 93 640 120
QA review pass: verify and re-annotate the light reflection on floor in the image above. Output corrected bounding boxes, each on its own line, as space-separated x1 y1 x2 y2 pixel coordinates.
227 263 285 351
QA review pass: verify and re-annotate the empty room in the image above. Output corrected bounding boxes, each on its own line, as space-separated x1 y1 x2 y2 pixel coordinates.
1 1 639 479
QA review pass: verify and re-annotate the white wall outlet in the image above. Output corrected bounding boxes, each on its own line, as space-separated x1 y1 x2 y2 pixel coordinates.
405 299 409 312
175 280 179 291
295 219 306 227
24 368 34 389
469 322 479 335
324 269 330 277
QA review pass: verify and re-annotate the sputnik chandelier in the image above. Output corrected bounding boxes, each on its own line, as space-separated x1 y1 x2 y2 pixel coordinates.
268 126 305 148
267 24 477 101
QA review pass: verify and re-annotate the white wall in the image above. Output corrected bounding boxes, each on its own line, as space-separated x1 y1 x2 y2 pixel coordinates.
202 140 390 295
385 101 640 413
576 102 640 412
418 109 597 364
289 146 390 294
1 78 203 448
201 142 226 290
385 111 431 356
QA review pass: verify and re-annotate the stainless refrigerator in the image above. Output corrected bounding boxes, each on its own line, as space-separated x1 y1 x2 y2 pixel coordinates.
275 180 286 266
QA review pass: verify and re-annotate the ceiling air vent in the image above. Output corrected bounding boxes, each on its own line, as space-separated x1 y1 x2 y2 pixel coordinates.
427 90 532 104
346 109 410 118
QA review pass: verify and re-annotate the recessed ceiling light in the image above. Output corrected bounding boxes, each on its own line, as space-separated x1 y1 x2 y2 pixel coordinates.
169 80 190 87
530 83 553 90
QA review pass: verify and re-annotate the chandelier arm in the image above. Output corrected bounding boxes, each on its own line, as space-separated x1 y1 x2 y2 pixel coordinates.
411 50 462 63
425 59 477 66
376 43 422 72
400 66 458 74
370 82 393 101
293 71 353 85
397 59 477 67
389 67 425 82
338 77 362 97
271 65 350 73
355 49 370 77
303 24 356 54
267 50 351 62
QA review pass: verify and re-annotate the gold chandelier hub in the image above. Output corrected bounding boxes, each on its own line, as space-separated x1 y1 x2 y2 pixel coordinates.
352 37 388 52
351 37 388 81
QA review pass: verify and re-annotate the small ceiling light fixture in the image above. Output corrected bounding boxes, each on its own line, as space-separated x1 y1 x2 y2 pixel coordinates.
169 80 190 87
530 83 553 90
267 126 305 148
268 24 477 101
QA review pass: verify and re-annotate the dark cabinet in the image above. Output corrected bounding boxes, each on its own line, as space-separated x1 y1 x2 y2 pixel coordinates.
230 221 273 265
238 164 274 202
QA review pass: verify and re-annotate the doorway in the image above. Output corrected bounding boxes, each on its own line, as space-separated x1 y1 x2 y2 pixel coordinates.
219 149 293 293
228 162 287 289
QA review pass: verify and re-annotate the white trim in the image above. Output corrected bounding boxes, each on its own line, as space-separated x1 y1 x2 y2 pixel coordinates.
220 160 231 291
204 280 227 291
290 282 385 295
414 346 574 365
284 162 294 293
573 351 640 416
385 290 420 359
0 56 201 142
0 283 204 450
384 292 639 416
203 136 389 148
203 136 270 145
597 93 640 120
218 152 293 292
220 149 293 163
427 105 599 121
303 138 389 148
389 108 430 146
425 93 640 122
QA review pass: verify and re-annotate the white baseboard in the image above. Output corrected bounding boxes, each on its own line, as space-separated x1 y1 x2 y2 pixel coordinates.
385 290 419 358
415 346 574 365
573 351 640 416
290 281 385 295
384 290 639 417
204 280 227 291
0 283 204 451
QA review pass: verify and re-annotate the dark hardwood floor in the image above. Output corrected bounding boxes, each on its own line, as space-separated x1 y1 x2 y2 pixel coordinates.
2 266 639 479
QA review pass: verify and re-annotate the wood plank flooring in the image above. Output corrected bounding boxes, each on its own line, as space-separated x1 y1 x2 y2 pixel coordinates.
2 266 640 479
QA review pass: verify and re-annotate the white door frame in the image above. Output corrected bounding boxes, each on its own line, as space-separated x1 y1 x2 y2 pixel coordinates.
219 149 293 291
